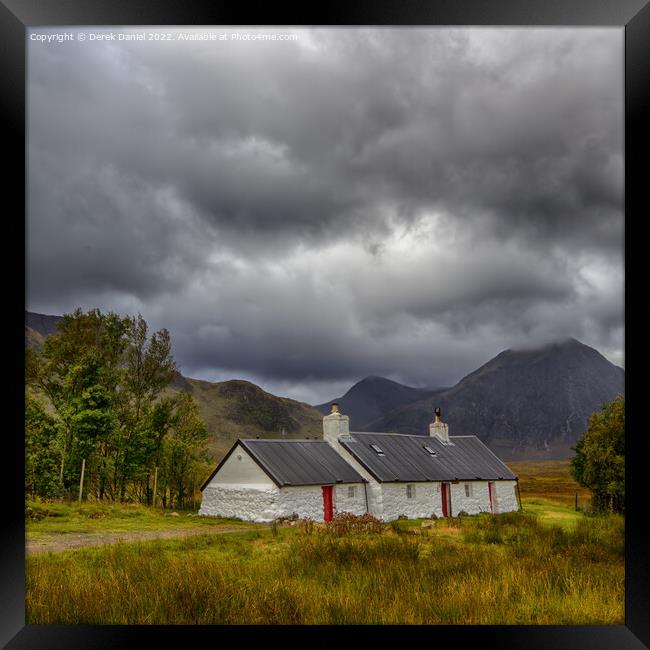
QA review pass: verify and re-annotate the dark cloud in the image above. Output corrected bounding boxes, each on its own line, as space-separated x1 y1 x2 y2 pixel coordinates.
27 27 623 404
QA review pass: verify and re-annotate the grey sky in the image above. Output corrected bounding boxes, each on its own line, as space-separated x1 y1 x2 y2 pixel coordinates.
27 27 624 404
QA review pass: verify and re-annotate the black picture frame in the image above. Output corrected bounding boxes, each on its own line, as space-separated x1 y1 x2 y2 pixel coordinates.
2 1 648 647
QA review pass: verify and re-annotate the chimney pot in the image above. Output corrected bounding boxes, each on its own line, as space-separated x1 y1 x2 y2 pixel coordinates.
430 407 449 442
323 403 349 444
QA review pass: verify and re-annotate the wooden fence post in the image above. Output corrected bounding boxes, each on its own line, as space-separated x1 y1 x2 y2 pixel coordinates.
152 466 158 507
78 458 86 503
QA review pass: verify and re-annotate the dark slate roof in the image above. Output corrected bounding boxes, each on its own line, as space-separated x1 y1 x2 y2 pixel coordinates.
201 439 366 490
339 432 517 483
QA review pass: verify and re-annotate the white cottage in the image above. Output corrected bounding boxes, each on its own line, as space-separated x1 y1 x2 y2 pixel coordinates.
198 437 368 522
199 405 519 522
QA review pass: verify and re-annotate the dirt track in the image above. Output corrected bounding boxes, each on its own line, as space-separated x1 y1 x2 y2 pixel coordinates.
26 526 259 555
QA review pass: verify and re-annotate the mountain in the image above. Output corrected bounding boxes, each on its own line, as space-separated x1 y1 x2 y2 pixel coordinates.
367 338 624 460
316 375 444 430
25 311 62 338
25 311 323 461
25 311 62 350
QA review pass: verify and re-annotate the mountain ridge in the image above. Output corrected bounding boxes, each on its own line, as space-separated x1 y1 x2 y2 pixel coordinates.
364 337 624 459
26 310 624 460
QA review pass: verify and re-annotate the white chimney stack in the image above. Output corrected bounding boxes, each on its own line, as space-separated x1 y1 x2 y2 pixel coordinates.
429 407 449 443
323 403 349 445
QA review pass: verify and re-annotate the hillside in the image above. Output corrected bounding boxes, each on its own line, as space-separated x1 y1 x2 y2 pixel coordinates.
316 375 442 430
165 375 323 459
25 311 323 462
26 311 62 338
25 311 62 351
368 338 624 459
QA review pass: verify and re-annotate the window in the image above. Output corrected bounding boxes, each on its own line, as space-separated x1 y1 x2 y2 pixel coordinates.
347 486 357 498
370 444 385 456
465 483 473 497
423 445 438 456
406 484 415 499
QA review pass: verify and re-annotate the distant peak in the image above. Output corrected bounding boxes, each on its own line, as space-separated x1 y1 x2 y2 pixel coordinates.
510 337 587 353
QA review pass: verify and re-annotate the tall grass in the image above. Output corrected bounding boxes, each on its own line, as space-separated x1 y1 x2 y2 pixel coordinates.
26 511 624 625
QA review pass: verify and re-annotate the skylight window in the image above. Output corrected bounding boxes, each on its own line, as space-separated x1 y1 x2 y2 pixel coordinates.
370 444 385 456
423 445 438 456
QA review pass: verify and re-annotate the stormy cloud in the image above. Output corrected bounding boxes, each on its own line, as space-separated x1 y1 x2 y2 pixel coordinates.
27 27 623 404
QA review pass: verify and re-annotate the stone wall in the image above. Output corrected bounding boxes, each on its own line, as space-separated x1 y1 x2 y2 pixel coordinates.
199 484 280 522
334 483 368 516
200 478 367 522
449 481 493 516
379 482 441 521
494 480 519 513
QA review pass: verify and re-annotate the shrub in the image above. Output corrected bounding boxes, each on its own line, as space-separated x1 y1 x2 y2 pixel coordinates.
326 512 384 536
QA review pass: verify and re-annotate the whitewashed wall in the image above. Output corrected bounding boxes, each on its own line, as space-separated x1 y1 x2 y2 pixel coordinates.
379 482 441 521
379 480 517 520
277 483 367 520
207 445 271 486
199 445 282 521
200 482 368 522
277 485 325 520
334 483 368 516
494 480 519 513
448 481 492 515
199 484 280 521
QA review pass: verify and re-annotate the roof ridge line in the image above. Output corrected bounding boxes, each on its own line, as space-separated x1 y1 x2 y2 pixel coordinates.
240 438 326 443
350 431 426 437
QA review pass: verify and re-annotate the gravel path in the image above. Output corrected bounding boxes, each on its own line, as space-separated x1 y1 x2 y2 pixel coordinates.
26 526 260 555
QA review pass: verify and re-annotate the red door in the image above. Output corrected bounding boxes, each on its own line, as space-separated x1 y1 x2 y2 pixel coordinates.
441 483 451 517
322 485 333 522
488 482 497 514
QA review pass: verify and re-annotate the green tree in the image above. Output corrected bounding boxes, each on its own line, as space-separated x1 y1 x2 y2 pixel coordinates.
113 315 178 501
160 392 209 509
25 308 196 505
571 394 625 514
25 393 62 499
26 309 128 495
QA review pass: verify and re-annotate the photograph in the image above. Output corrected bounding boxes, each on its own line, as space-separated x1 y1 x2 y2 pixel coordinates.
3 1 648 647
23 23 626 625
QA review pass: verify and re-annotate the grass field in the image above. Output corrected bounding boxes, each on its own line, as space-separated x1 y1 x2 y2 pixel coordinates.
25 459 624 625
26 500 252 544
